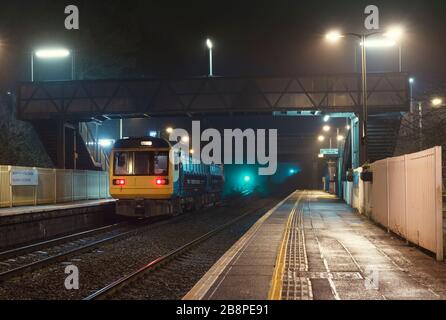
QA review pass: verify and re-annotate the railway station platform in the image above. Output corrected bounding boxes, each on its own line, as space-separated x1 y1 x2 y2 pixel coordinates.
184 190 446 300
0 199 116 249
0 199 115 219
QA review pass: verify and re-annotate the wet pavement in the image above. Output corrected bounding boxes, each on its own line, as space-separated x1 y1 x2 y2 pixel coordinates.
297 191 445 300
186 190 446 300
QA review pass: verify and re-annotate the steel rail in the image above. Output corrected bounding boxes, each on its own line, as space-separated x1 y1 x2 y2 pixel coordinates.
0 196 248 283
84 203 268 300
0 227 139 282
0 222 128 261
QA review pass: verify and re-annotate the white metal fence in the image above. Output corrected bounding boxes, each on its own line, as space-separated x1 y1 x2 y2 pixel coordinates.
0 166 110 208
343 147 443 260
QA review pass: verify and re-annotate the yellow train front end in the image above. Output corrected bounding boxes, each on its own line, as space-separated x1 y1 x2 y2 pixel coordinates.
109 137 178 217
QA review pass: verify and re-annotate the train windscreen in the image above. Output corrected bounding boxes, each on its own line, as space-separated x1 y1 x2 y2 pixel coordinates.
114 151 169 176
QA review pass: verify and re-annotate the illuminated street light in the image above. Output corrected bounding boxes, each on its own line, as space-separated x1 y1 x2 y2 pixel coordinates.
206 38 213 50
409 78 415 113
32 47 74 81
35 48 70 59
322 125 331 132
432 98 443 107
206 38 214 76
166 127 174 134
325 25 405 165
337 135 345 141
190 149 195 154
385 26 404 41
318 135 325 142
325 30 343 43
346 125 351 130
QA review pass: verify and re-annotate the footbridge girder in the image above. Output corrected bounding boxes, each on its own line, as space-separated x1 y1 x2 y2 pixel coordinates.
17 73 409 121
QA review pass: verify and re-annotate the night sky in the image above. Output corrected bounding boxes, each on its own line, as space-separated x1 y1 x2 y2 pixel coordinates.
0 0 445 91
0 0 445 187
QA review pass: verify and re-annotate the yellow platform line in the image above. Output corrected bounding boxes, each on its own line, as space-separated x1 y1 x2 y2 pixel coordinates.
268 192 304 300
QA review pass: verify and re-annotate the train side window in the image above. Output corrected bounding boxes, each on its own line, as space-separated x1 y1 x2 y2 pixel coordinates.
114 152 132 175
154 152 169 176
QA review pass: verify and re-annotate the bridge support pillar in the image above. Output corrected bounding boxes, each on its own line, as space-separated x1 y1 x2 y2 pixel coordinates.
351 116 360 169
56 121 66 169
56 121 77 170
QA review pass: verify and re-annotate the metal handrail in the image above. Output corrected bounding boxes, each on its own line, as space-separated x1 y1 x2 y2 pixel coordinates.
78 123 110 171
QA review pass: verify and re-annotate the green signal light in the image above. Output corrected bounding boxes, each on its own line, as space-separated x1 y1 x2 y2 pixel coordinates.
244 176 251 182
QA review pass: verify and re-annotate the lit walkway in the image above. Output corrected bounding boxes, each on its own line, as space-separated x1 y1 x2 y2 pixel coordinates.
185 190 446 300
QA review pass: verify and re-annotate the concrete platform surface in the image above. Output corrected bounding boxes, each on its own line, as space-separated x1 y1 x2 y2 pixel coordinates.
184 190 446 300
0 199 116 218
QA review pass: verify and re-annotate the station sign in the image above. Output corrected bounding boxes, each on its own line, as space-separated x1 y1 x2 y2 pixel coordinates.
320 148 339 156
10 169 39 186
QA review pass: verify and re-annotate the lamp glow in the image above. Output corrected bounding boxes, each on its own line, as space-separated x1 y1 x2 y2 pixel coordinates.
318 135 325 142
206 39 213 49
323 115 330 122
325 31 343 43
323 125 331 132
385 26 404 41
432 98 443 107
35 48 70 59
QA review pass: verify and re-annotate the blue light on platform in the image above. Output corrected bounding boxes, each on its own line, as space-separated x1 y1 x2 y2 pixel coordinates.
149 131 158 138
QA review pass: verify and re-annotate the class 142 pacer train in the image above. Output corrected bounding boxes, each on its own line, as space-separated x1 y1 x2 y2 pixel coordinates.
109 137 225 217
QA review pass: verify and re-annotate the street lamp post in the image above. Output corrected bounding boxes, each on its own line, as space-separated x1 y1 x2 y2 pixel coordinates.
360 33 368 165
409 78 415 113
327 32 374 164
206 39 213 77
418 101 423 151
325 27 404 165
31 52 34 82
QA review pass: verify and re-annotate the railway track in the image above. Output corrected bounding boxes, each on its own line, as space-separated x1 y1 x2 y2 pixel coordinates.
0 221 146 282
84 202 269 300
0 195 250 284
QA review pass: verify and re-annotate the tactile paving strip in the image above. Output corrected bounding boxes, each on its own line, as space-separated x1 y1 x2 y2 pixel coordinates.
281 200 313 300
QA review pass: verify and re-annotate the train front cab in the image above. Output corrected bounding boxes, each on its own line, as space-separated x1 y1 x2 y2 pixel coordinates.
109 139 180 217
